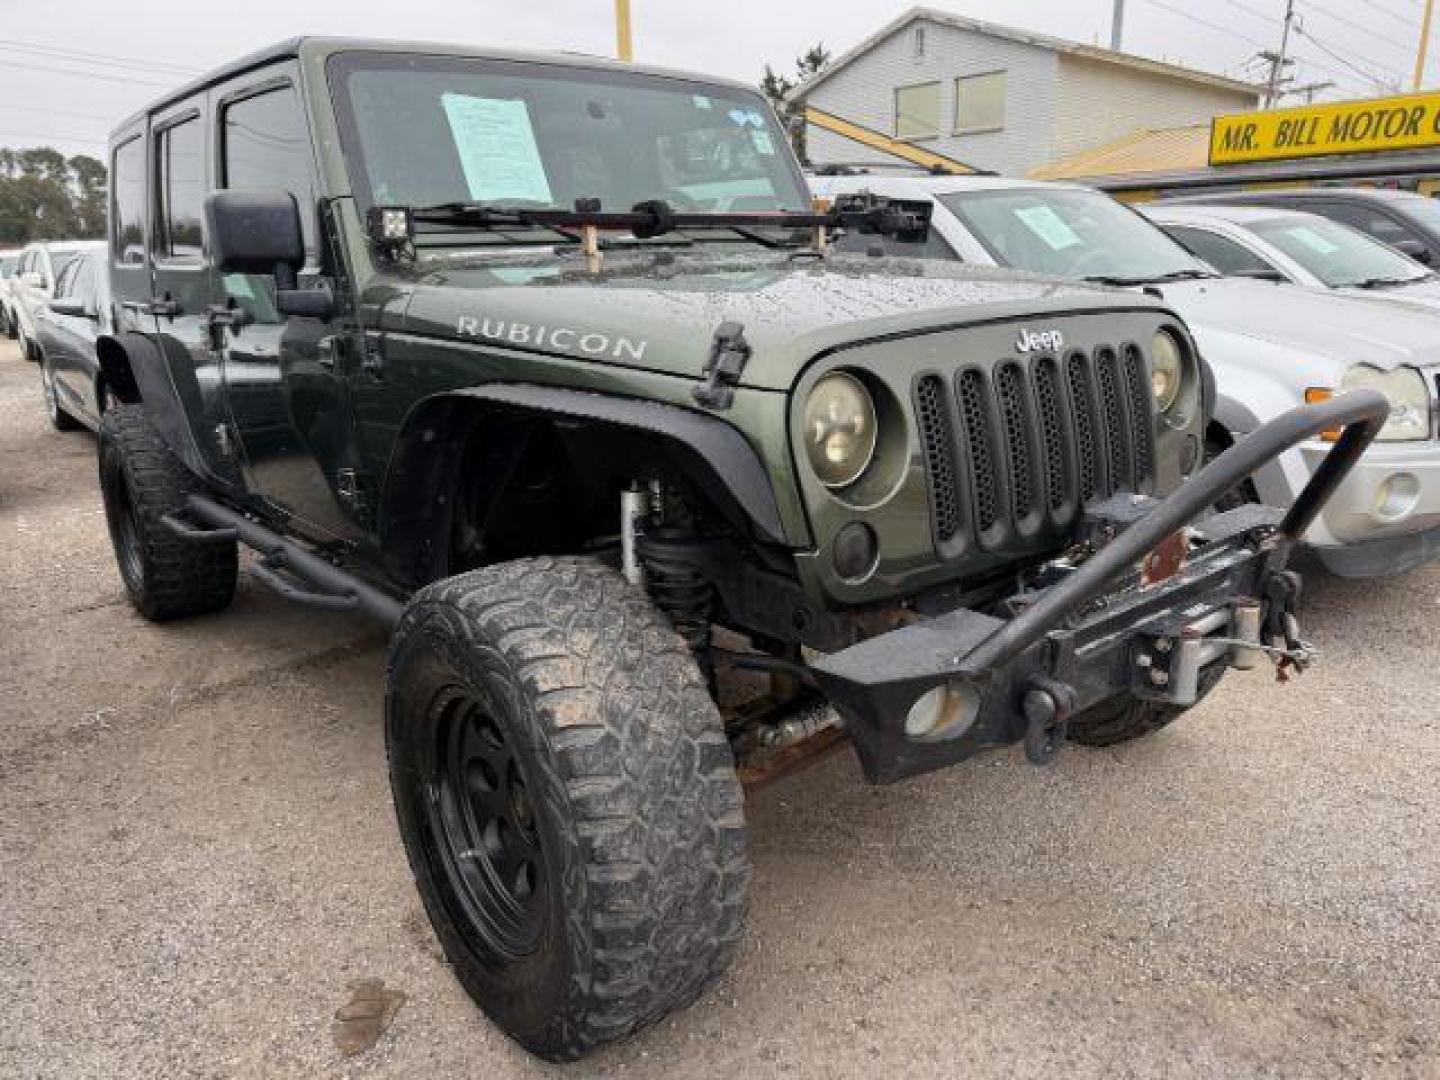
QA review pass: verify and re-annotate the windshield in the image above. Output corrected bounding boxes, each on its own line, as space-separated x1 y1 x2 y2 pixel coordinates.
938 187 1204 281
1389 194 1440 232
329 53 810 240
1249 214 1430 287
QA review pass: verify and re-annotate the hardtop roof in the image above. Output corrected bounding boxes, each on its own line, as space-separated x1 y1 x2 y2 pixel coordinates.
112 36 760 141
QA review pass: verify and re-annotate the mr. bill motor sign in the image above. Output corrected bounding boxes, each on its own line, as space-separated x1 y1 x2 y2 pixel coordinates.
1210 92 1440 166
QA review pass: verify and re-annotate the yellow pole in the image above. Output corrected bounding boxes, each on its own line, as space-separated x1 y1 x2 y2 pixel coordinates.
615 0 633 62
1414 0 1436 90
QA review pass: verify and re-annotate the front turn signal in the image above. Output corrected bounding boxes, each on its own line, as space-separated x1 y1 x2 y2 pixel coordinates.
1305 387 1341 441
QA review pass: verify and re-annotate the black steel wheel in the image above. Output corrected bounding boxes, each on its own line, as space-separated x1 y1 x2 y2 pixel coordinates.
424 686 546 959
387 557 748 1061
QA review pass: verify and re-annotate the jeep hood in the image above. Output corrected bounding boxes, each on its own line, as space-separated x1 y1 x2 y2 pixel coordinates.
385 251 1173 390
1161 277 1440 369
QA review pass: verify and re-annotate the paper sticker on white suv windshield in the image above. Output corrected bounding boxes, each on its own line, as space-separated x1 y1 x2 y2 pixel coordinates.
1015 205 1082 251
441 93 554 205
1284 225 1341 256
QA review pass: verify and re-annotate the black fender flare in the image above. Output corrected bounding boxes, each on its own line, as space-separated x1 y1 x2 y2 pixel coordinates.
378 384 791 588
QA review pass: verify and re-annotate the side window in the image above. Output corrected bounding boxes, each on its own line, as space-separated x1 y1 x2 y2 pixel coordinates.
1320 203 1411 246
53 258 81 298
156 117 206 261
111 137 146 265
73 257 98 309
220 83 316 324
221 84 317 255
1164 225 1280 278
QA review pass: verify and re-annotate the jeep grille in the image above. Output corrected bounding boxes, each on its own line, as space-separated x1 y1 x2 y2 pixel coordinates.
915 344 1155 554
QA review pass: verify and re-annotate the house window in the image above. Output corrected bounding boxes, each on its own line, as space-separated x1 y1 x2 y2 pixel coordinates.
955 71 1006 134
895 81 941 140
913 26 926 59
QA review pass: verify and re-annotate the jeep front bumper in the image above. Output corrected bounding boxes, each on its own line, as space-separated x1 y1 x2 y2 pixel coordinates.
812 391 1389 784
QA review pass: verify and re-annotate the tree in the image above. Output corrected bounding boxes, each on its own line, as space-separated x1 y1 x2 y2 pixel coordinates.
760 43 831 163
0 148 108 244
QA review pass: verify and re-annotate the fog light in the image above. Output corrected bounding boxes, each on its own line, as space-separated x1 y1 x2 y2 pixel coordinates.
903 683 982 741
832 522 878 580
1374 472 1421 522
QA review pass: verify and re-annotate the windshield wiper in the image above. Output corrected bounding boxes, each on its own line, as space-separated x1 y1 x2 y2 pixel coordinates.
1351 275 1427 289
381 195 929 252
1081 268 1216 286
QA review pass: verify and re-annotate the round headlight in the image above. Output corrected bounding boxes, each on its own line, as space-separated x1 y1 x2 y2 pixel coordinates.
803 372 878 488
1150 330 1184 413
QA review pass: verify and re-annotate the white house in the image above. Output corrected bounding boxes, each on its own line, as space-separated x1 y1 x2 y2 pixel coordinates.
794 7 1262 176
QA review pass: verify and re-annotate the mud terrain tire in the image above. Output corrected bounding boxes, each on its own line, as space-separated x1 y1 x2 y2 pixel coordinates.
98 405 237 621
386 556 748 1061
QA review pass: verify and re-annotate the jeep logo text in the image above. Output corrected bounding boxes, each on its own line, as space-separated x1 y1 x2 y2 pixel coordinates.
1015 328 1065 354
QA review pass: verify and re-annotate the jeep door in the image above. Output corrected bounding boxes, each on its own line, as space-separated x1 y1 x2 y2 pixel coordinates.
148 98 234 478
210 66 364 541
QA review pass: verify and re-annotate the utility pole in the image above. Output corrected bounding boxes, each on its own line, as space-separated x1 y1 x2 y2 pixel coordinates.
615 0 633 62
1289 79 1335 104
1266 0 1297 108
1414 0 1436 90
1258 50 1296 104
1111 0 1125 50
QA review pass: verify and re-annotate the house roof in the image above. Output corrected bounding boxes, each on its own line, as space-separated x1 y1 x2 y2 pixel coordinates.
1029 124 1212 181
792 7 1263 103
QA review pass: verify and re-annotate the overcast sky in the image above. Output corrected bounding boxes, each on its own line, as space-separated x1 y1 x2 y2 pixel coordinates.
0 0 1433 161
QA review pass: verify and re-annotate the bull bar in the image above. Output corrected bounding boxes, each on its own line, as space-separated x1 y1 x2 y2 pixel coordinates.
812 389 1390 783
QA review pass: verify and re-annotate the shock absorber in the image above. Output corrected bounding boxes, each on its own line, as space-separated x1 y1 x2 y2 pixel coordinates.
641 527 715 669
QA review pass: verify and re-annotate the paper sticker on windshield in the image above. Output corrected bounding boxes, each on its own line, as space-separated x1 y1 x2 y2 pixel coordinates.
751 129 776 156
441 93 553 205
692 94 712 110
1015 205 1082 251
1284 226 1341 256
727 108 766 129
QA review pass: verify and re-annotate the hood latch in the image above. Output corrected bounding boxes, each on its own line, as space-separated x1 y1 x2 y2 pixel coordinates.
693 321 751 410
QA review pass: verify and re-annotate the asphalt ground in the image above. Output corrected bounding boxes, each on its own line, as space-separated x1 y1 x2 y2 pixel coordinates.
2 339 1438 1079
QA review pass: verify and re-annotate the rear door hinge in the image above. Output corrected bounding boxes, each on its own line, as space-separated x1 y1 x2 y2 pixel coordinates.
693 321 751 410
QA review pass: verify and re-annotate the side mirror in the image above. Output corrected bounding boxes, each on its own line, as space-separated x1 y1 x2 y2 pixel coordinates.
204 190 333 320
1392 237 1432 264
48 297 93 318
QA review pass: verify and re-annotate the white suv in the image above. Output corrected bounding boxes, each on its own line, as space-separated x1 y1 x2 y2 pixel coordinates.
11 241 92 362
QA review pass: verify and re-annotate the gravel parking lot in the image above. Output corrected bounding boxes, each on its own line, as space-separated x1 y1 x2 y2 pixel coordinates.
2 337 1438 1079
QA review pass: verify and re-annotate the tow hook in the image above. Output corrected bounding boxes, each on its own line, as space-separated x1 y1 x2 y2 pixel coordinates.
1022 678 1075 766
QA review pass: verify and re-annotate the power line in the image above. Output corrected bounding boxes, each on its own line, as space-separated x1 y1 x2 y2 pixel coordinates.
1293 22 1403 89
1138 0 1273 50
0 127 108 149
0 37 199 77
0 102 125 125
0 57 179 89
1297 0 1414 56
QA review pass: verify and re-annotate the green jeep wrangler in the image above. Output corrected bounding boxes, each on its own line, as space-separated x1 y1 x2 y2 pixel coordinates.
96 37 1384 1060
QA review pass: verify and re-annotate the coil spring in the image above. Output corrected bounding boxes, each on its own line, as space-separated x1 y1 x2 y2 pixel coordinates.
641 531 714 660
